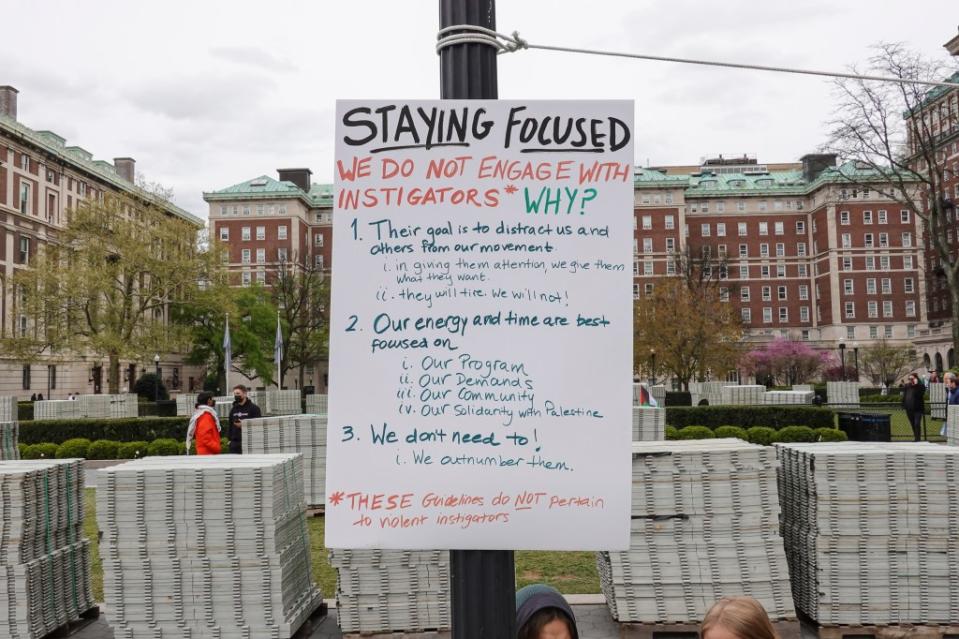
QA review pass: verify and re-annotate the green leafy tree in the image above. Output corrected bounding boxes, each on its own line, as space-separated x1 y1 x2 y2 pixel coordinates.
174 282 277 394
3 193 213 393
271 255 330 389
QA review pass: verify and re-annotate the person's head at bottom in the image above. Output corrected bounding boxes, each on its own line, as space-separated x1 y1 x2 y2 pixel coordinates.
516 584 578 639
701 596 779 639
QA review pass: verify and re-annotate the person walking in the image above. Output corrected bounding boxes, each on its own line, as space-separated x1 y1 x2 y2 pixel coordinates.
227 384 261 454
945 372 959 406
701 597 780 639
902 373 926 442
515 584 578 639
186 391 221 455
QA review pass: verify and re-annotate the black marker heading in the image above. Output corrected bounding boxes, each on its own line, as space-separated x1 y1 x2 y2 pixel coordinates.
341 104 630 154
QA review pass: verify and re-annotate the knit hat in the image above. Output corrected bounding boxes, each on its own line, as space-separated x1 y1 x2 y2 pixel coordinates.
515 584 578 638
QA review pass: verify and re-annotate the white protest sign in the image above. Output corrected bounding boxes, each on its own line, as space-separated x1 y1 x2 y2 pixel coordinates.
327 100 634 550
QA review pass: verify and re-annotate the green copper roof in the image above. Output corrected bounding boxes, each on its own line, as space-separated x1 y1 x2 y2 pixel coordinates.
0 114 202 226
204 175 333 208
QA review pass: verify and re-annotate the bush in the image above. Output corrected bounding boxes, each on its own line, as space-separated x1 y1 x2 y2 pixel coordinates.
676 425 714 440
56 438 91 459
745 427 777 446
220 437 229 451
17 443 28 458
775 426 817 443
117 441 150 459
860 395 902 404
664 392 691 407
17 403 33 421
664 426 679 440
666 406 835 430
87 440 120 460
815 427 848 442
147 438 181 456
133 373 169 401
714 425 748 440
19 417 188 445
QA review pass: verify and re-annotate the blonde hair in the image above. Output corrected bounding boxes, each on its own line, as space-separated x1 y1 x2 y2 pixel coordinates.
701 597 779 639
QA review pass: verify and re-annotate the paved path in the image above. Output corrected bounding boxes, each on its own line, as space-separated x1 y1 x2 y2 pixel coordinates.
71 605 818 639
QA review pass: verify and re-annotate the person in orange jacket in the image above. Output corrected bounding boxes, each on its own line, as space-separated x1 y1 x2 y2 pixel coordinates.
186 391 222 455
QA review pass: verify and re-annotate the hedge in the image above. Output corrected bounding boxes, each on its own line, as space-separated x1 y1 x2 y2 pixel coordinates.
87 440 120 460
19 417 188 445
117 441 150 459
665 406 835 430
745 427 777 446
677 426 714 440
774 426 817 443
815 428 848 442
56 438 92 459
664 392 691 407
714 425 748 440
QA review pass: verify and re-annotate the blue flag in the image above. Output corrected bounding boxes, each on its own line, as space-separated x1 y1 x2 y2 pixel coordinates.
274 316 284 365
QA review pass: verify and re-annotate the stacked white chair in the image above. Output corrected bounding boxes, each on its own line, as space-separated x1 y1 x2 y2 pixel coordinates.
243 415 327 507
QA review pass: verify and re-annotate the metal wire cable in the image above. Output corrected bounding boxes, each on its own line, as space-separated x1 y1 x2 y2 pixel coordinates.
436 25 959 89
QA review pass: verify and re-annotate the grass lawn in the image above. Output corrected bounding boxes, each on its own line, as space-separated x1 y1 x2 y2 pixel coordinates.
83 488 599 603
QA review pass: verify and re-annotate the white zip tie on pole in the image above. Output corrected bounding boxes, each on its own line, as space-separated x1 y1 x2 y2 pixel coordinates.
436 25 959 89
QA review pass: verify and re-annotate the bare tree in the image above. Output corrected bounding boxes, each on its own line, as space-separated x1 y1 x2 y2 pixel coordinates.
825 43 959 350
859 339 917 386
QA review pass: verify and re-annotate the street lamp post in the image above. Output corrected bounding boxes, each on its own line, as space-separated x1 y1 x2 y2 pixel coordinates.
153 354 160 402
838 342 847 382
853 342 860 383
649 348 657 386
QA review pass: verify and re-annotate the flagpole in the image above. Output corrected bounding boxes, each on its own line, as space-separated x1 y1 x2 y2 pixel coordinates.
224 313 231 394
276 310 282 390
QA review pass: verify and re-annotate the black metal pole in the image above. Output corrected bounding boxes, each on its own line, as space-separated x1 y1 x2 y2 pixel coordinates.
440 2 515 638
839 347 846 382
854 348 859 382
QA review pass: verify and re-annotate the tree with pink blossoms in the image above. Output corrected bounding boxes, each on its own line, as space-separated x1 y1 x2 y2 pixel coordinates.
740 339 832 386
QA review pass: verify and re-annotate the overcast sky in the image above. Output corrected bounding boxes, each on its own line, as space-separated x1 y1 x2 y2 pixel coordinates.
2 0 957 217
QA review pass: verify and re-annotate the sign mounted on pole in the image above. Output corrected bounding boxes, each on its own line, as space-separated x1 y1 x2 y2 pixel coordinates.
327 100 634 551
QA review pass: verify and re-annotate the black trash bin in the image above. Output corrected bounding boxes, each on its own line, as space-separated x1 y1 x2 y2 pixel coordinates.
837 412 862 440
858 413 892 442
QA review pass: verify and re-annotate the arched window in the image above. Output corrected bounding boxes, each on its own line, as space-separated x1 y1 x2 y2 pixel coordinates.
949 349 956 369
923 353 932 370
935 352 944 373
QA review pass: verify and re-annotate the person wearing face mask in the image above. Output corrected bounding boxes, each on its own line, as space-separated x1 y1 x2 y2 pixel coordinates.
515 584 578 639
227 385 261 454
902 373 925 442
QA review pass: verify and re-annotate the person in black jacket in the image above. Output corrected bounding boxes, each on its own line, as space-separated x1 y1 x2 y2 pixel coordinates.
227 385 261 454
902 373 925 442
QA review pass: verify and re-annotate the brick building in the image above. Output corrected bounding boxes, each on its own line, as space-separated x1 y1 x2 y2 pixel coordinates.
633 154 925 382
0 85 205 397
203 170 333 390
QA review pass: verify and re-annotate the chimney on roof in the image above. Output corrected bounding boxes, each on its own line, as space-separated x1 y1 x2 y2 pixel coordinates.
114 157 136 183
0 86 18 120
277 168 312 192
946 27 959 56
800 153 837 183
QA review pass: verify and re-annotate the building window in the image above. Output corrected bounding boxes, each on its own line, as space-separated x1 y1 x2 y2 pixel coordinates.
256 226 266 240
878 209 887 224
762 286 772 302
633 283 640 298
760 243 769 257
907 324 916 338
256 248 265 264
866 278 876 295
741 287 751 302
219 227 230 242
666 260 676 275
800 307 809 322
778 286 787 301
867 301 878 318
799 285 809 300
719 287 729 302
256 270 266 284
904 278 914 293
644 261 654 276
741 308 752 323
906 301 916 317
881 278 892 295
241 227 251 241
774 222 784 235
737 201 746 212
645 283 654 296
665 194 673 204
878 233 888 248
665 215 675 230
776 243 785 257
845 302 855 319
841 233 852 248
880 255 889 270
840 211 850 225
19 183 30 215
900 209 910 223
701 223 711 237
761 265 770 278
869 326 879 339
738 222 748 236
642 215 652 230
844 279 854 295
633 239 638 254
865 256 875 271
278 225 288 240
739 264 749 279
716 223 726 237
779 307 788 322
903 255 914 269
716 201 725 213
759 222 768 235
643 238 653 253
242 206 251 216
665 237 675 252
902 232 912 247
739 244 748 257
882 300 893 318
797 242 807 256
796 221 805 234
863 210 873 224
776 264 786 278
884 325 893 338
277 248 288 262
801 329 810 340
864 233 874 248
763 307 773 323
241 249 251 264
798 264 808 277
241 271 251 287
22 365 30 390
